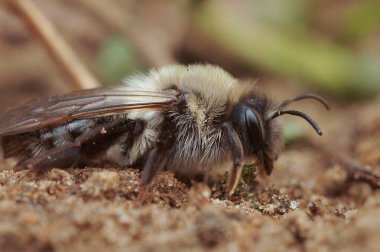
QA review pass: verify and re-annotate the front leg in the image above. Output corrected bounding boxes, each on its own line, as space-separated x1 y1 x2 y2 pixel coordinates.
222 122 245 197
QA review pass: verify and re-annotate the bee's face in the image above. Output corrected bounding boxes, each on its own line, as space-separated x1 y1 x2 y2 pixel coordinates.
229 90 330 176
230 95 281 175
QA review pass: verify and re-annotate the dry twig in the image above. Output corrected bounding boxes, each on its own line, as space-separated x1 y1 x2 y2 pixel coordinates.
336 155 380 189
8 0 101 90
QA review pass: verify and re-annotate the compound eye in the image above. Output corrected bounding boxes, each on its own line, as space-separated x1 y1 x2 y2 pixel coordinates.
244 108 264 151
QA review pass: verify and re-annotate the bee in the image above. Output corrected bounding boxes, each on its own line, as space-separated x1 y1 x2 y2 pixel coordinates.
0 64 329 196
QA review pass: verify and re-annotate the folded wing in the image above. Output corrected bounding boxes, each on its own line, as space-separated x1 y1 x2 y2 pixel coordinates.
0 87 178 136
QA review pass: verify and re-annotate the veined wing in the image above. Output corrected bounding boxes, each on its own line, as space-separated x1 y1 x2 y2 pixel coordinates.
0 86 179 136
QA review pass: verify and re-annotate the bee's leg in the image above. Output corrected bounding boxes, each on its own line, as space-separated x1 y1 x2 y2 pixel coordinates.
222 122 245 198
16 144 81 171
139 121 175 201
138 147 173 203
140 148 170 186
17 119 143 171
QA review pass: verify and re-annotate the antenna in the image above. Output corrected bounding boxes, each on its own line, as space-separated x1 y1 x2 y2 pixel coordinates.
271 110 323 135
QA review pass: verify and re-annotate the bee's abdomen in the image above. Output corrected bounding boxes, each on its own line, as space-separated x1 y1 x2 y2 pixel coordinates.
1 117 109 161
40 119 100 147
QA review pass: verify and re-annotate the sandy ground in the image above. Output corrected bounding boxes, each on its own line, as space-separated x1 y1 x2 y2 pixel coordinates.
0 97 379 252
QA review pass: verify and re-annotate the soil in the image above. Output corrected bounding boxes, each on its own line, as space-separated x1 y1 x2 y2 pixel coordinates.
1 1 380 251
1 92 379 252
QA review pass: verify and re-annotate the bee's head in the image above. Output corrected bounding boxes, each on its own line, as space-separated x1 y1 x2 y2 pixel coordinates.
230 93 329 175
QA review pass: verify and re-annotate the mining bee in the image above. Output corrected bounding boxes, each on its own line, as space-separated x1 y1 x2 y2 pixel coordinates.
0 65 329 196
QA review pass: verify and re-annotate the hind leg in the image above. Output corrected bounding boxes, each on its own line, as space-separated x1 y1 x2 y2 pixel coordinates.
17 118 143 171
16 144 82 171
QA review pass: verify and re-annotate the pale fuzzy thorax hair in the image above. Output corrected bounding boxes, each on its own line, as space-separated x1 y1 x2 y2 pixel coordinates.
123 64 256 106
122 65 186 90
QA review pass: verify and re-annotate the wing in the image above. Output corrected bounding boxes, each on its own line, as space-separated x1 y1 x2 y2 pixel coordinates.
0 86 179 136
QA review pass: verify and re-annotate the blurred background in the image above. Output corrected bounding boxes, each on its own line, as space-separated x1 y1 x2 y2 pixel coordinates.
1 0 380 99
0 0 380 144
